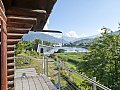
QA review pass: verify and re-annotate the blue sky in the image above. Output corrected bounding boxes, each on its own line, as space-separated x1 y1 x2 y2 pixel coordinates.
44 0 120 38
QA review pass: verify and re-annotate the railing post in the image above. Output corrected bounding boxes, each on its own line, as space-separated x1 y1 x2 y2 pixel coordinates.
93 77 96 90
46 57 48 77
53 59 111 90
58 62 61 90
44 55 46 74
42 54 45 74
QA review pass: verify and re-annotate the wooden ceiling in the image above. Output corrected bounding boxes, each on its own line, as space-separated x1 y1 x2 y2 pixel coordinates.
2 0 57 31
3 0 56 13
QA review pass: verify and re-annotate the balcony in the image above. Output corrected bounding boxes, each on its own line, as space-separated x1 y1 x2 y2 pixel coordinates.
14 68 57 90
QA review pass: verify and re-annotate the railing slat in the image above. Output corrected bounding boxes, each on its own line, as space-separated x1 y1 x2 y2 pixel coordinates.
49 57 111 90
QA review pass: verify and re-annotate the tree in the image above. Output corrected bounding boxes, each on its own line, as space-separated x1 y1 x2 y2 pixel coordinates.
77 28 120 90
43 40 53 46
15 41 33 55
56 49 65 53
33 39 42 45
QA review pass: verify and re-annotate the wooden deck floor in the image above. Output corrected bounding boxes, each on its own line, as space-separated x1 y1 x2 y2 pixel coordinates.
15 68 57 90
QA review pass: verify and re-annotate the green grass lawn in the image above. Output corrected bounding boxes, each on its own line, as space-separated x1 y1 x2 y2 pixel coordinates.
53 52 92 90
55 52 85 68
16 56 42 74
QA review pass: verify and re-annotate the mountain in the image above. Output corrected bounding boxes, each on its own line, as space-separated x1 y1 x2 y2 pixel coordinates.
23 31 119 45
73 38 94 45
111 30 120 34
72 34 99 45
62 36 77 42
22 32 68 43
72 30 120 45
73 34 99 42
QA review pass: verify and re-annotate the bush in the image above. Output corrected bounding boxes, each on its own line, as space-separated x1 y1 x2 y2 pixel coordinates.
56 49 65 53
15 57 32 66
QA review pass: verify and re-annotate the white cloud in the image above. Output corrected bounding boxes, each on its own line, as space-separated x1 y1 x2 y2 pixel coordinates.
80 34 87 37
66 31 79 38
43 21 86 38
54 34 62 38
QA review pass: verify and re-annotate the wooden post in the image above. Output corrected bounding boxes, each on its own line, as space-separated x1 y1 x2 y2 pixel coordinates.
1 19 7 90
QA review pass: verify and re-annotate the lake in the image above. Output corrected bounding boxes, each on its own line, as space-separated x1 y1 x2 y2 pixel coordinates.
53 47 88 53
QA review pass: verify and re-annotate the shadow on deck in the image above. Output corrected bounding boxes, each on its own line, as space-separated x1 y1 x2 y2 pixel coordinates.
15 68 57 90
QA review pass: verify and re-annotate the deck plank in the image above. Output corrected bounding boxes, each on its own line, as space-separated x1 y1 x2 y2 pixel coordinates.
15 78 22 90
15 68 38 78
32 76 43 90
38 75 50 90
22 77 29 90
15 68 56 90
28 76 36 90
41 74 57 90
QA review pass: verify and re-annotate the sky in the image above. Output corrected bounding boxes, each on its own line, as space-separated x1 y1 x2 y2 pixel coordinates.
43 0 120 38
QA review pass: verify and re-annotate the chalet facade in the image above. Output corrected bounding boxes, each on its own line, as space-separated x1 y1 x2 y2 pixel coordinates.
0 0 57 90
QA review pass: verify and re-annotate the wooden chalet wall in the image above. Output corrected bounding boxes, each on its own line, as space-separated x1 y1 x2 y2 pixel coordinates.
0 0 57 90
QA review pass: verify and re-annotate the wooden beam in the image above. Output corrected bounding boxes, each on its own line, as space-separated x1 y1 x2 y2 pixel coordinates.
8 81 14 88
1 14 8 90
7 27 31 34
7 33 24 39
6 7 46 19
0 7 7 24
7 63 14 69
46 0 57 14
0 2 7 89
6 8 47 32
7 45 15 51
41 30 62 33
7 69 14 76
7 39 21 45
0 0 5 12
7 51 14 57
7 22 33 28
7 57 14 63
7 75 14 81
7 16 37 25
